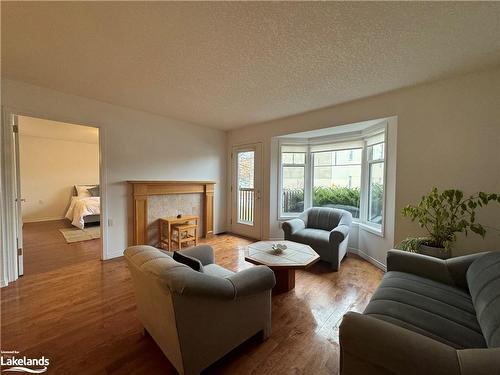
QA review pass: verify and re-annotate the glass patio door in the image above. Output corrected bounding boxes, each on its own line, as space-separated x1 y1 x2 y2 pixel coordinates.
231 143 262 239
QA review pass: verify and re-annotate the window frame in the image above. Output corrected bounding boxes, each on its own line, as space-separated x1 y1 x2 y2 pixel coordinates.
279 146 309 217
278 123 387 237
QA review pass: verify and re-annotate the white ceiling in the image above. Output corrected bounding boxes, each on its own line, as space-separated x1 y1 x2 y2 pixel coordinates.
3 2 500 130
19 116 99 144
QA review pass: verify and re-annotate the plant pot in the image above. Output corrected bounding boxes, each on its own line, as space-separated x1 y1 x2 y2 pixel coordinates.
419 244 451 259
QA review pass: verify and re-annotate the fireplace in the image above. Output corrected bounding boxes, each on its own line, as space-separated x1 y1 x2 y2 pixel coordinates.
128 180 215 246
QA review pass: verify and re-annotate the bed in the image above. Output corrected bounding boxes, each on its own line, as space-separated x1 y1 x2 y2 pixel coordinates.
65 184 101 229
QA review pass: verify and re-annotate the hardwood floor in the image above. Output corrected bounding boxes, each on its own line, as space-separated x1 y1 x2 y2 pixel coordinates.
21 220 102 276
1 225 383 375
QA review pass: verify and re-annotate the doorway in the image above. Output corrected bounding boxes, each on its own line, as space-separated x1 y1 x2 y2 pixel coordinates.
13 115 103 276
231 143 263 239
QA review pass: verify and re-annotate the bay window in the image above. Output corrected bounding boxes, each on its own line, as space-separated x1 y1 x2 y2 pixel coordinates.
279 125 387 233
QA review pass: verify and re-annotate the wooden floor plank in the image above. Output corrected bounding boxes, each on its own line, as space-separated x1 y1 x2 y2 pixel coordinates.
1 220 383 374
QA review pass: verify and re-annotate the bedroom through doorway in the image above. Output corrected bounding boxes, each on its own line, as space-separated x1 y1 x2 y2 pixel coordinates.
15 115 102 276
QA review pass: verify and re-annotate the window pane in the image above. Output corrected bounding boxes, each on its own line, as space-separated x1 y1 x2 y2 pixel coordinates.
336 149 362 165
314 151 333 166
282 152 294 164
283 166 304 189
293 153 305 164
282 166 304 213
368 143 384 161
312 161 361 218
282 152 305 165
237 151 254 189
368 162 384 224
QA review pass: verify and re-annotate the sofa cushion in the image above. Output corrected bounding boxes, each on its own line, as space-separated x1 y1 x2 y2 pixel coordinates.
364 271 486 349
467 251 500 348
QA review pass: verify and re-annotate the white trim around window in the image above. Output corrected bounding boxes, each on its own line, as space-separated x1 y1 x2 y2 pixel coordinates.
278 122 388 237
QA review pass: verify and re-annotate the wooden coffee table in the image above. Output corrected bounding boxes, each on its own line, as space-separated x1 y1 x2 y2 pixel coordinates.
245 240 319 294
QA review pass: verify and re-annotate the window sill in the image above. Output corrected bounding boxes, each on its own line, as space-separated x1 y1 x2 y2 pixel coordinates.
278 214 301 221
358 222 384 237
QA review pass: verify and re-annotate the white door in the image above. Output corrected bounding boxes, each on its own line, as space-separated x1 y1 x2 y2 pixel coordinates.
11 114 24 276
231 143 262 239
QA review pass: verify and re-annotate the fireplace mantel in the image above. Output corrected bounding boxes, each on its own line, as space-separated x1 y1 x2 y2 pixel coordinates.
128 180 215 245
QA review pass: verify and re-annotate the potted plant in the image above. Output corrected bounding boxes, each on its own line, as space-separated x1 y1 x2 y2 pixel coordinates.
398 187 499 259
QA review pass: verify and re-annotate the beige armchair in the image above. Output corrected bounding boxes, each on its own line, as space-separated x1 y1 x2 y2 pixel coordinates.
124 245 276 375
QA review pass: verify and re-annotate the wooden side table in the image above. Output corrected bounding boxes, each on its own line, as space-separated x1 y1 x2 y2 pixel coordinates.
158 215 199 251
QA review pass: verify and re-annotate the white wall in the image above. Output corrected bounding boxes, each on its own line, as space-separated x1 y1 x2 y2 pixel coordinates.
228 67 500 264
19 122 99 222
3 79 227 259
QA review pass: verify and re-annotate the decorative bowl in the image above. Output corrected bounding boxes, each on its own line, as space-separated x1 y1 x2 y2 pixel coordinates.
269 243 287 255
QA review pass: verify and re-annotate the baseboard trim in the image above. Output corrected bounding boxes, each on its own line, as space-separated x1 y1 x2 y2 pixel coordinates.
104 250 124 260
348 247 386 272
23 217 66 223
1 279 8 288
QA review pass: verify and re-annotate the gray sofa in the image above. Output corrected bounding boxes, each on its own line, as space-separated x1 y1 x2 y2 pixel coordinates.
282 207 352 271
124 245 276 375
340 249 500 375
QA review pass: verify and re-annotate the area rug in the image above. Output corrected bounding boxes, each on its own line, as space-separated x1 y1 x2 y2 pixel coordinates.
59 226 101 243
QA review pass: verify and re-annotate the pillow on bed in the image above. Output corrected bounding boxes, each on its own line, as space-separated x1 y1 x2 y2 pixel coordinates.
87 186 100 197
75 185 95 197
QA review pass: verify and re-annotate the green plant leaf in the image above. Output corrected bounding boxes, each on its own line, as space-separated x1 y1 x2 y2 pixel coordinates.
470 224 486 238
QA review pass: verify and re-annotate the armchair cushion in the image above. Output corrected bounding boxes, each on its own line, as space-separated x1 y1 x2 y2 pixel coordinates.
291 228 330 248
305 207 347 231
173 251 204 272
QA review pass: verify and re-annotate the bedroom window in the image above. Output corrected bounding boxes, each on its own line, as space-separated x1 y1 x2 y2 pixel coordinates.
279 124 387 234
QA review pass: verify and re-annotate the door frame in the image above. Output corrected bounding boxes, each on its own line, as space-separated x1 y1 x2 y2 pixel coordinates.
230 142 263 240
1 106 109 286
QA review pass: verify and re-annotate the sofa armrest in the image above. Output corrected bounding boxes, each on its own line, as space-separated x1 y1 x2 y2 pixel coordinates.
330 224 350 245
226 266 276 298
457 348 500 375
445 252 489 290
340 312 461 375
282 218 306 237
179 245 215 266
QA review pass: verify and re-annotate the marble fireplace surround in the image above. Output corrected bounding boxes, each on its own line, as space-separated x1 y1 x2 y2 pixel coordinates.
128 180 215 246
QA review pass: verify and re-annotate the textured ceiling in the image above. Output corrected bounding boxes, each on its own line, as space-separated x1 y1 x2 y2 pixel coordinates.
2 2 500 130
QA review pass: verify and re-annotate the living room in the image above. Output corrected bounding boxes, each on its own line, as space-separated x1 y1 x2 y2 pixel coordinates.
1 2 499 374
